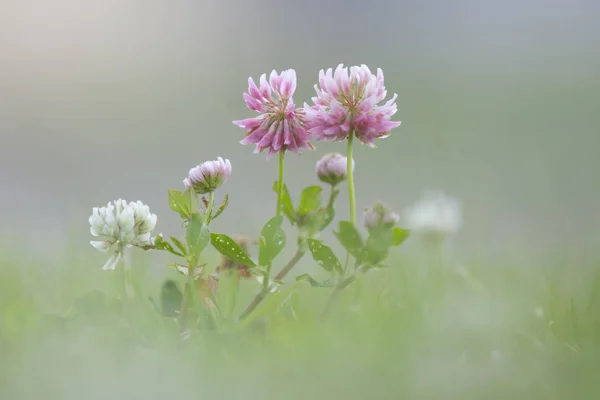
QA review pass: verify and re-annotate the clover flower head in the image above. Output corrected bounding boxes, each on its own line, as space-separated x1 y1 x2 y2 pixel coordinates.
89 199 157 270
183 157 232 194
315 152 353 186
363 202 400 231
403 190 462 240
304 64 401 147
233 69 313 158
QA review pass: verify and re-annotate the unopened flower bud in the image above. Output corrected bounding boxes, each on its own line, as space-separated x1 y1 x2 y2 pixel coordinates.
363 202 399 231
183 157 232 194
315 152 353 186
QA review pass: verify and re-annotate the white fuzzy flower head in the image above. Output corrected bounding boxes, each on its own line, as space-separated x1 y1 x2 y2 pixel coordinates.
363 202 400 231
183 157 232 194
89 199 157 270
315 152 353 186
403 190 462 242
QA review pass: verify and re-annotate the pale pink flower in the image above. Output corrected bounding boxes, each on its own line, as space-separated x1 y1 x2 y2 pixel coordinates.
183 157 232 194
304 64 401 147
364 202 400 231
233 69 313 158
315 152 353 186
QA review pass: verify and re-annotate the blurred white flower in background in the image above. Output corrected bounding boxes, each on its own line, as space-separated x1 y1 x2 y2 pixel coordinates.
403 190 462 242
89 199 157 270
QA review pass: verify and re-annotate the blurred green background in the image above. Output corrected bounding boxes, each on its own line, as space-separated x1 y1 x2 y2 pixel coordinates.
2 1 600 399
1 0 599 262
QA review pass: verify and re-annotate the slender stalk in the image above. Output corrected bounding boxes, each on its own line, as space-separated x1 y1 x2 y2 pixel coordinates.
322 283 343 317
122 249 134 299
178 284 190 333
239 249 306 321
205 191 215 224
274 250 305 281
323 258 359 317
276 150 285 217
326 184 337 209
346 132 356 226
179 193 215 335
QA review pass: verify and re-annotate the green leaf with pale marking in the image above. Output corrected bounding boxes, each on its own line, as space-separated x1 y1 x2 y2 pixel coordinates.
186 213 210 256
298 186 322 216
307 238 343 274
168 188 198 219
258 215 286 266
168 189 188 218
211 233 256 267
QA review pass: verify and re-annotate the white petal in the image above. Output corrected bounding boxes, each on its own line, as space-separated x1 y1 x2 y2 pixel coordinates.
90 225 100 237
90 240 113 252
145 213 158 231
102 251 122 271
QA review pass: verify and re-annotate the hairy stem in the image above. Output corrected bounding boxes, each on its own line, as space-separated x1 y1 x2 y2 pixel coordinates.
239 249 306 321
276 150 285 217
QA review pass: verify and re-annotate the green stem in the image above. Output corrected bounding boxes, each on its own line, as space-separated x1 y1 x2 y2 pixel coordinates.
122 249 135 299
347 133 356 226
276 150 285 217
179 191 214 336
326 185 337 209
178 283 190 334
239 249 306 322
179 254 200 335
205 191 215 225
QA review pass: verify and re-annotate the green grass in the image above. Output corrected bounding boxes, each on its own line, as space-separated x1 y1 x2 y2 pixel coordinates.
2 246 600 399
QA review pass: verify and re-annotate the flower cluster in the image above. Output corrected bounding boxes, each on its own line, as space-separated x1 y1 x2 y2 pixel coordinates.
315 152 352 186
303 64 401 147
234 65 401 157
89 199 157 270
184 157 232 194
233 70 313 158
363 202 400 231
86 63 467 335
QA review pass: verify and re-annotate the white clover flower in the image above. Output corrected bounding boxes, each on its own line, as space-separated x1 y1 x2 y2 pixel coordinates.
89 199 157 270
403 190 462 241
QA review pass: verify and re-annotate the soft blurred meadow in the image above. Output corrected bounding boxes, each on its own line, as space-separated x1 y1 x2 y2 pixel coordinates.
1 1 600 399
